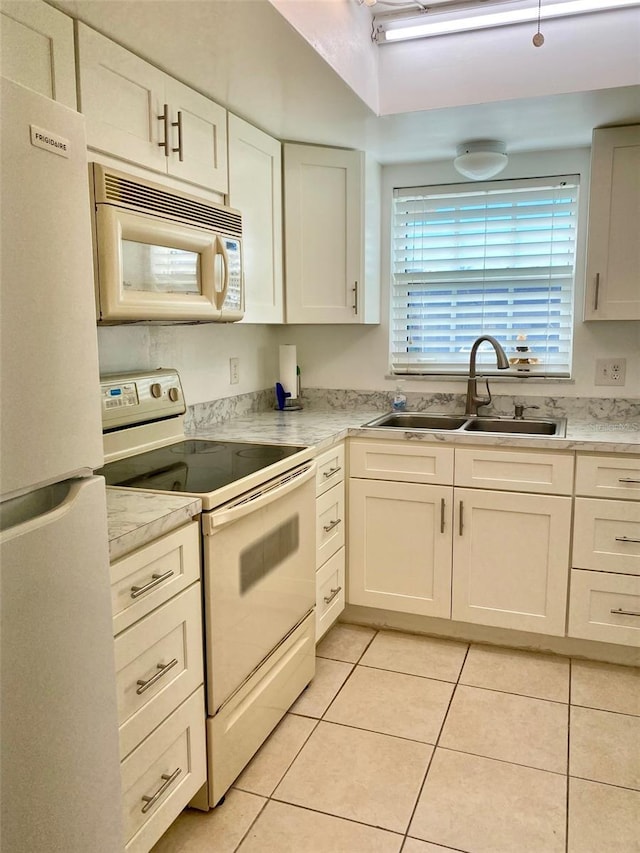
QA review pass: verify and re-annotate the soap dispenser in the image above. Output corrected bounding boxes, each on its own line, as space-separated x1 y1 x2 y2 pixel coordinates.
392 382 407 411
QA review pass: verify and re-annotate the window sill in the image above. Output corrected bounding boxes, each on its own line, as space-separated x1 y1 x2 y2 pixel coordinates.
386 373 575 384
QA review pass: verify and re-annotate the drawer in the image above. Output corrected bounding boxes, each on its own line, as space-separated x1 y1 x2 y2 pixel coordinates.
121 687 206 853
115 583 204 760
111 521 200 635
316 481 345 568
316 443 345 496
454 448 574 495
573 498 640 575
576 453 640 500
350 439 454 485
568 569 640 647
316 547 346 641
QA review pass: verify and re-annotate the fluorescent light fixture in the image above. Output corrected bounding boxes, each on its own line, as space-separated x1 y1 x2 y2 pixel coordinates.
374 0 640 42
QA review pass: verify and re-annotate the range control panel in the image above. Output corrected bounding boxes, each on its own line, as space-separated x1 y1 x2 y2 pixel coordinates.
100 369 185 431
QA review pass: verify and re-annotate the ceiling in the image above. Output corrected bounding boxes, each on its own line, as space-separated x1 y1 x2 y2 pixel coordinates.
49 0 640 164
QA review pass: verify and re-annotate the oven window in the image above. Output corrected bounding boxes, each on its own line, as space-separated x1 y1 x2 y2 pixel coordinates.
121 240 200 294
240 515 299 594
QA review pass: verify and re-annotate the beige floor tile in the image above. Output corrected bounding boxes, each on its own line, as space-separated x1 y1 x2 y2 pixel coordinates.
289 657 353 718
570 705 640 789
325 665 453 743
440 684 568 773
233 713 317 796
360 631 468 682
568 777 640 853
150 789 266 853
316 622 377 663
410 748 566 853
571 659 640 716
273 720 433 833
237 800 403 853
460 644 569 702
404 839 464 853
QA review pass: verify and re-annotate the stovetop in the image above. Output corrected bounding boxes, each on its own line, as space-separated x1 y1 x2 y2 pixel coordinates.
98 439 308 495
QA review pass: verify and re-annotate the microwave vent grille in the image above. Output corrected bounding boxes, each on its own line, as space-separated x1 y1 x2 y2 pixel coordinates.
101 171 242 238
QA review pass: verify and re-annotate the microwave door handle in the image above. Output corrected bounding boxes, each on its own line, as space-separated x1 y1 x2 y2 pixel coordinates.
205 463 316 531
214 237 229 311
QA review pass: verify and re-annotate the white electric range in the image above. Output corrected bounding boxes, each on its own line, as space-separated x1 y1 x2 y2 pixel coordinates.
99 369 317 806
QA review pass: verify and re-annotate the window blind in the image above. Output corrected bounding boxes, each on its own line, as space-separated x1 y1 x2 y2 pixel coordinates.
390 176 579 376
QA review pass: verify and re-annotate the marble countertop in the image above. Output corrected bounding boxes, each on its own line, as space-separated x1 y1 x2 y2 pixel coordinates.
190 408 640 455
106 489 202 562
105 406 638 559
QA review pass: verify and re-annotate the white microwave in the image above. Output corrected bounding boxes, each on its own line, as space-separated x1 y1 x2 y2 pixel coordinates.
90 164 243 323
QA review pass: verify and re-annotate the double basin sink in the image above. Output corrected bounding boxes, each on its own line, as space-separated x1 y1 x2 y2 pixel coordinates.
362 412 567 437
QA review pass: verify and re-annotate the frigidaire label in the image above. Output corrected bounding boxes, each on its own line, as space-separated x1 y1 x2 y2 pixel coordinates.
30 125 70 158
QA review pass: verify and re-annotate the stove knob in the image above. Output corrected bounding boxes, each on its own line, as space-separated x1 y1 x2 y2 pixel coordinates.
168 386 180 402
150 383 163 398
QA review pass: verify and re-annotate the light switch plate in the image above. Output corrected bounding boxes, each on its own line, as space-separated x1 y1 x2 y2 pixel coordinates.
229 357 239 385
595 358 626 386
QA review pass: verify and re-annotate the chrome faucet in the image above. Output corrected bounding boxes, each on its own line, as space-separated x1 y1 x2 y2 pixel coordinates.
465 335 510 416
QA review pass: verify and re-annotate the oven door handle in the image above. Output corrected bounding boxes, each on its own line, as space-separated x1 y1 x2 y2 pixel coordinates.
204 463 316 532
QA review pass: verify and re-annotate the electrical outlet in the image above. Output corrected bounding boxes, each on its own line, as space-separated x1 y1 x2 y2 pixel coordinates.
595 358 626 386
229 357 239 385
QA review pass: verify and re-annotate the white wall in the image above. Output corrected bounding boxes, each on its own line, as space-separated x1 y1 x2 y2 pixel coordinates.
279 147 640 399
97 323 279 406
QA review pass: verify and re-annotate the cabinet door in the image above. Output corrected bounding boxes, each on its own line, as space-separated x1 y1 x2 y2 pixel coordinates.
284 144 364 324
584 125 640 320
1 0 76 108
165 78 227 194
349 479 452 617
452 488 571 636
229 115 283 322
77 23 166 172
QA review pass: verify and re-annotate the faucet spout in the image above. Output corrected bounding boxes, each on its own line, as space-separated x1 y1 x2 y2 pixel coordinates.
465 335 510 416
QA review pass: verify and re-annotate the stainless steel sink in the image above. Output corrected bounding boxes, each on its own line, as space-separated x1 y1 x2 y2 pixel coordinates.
361 411 567 437
362 412 468 430
463 417 566 436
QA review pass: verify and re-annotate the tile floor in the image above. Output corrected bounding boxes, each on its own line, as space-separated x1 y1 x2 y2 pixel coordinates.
152 623 640 853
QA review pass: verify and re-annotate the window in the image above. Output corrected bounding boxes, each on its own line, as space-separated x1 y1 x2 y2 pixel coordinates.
390 176 579 376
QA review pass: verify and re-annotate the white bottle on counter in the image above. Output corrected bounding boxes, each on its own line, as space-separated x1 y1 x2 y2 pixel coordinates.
392 382 407 411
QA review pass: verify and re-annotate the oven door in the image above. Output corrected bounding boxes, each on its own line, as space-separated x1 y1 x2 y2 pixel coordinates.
201 462 316 714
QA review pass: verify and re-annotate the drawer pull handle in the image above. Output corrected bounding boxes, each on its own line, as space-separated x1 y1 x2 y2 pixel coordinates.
324 586 342 605
610 608 640 618
141 767 182 813
459 500 464 536
323 518 341 533
440 498 446 534
130 569 175 599
172 110 183 161
136 658 178 695
322 466 341 480
615 536 640 544
594 272 600 310
157 104 170 157
618 478 640 484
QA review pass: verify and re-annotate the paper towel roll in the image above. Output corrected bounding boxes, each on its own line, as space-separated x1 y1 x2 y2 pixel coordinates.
279 345 297 400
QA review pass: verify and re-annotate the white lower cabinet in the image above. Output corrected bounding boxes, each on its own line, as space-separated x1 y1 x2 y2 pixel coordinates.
121 687 207 853
110 520 206 851
315 444 346 639
348 441 576 639
349 478 453 618
451 488 572 636
568 570 640 646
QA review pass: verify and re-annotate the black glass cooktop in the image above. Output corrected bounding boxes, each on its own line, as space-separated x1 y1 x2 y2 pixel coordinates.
98 439 307 494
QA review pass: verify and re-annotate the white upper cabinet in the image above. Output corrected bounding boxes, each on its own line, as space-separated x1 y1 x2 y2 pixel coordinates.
283 143 380 324
228 114 284 323
76 23 227 195
584 125 640 320
0 0 76 108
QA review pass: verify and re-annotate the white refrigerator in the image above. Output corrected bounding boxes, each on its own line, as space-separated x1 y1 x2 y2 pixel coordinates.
0 79 123 852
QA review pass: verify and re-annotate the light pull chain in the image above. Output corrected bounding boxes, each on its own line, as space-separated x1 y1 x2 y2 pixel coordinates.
533 0 545 46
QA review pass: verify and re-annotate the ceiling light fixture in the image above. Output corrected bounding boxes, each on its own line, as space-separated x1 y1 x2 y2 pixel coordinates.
454 140 508 179
373 0 640 42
